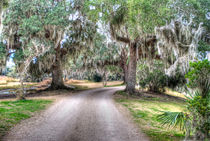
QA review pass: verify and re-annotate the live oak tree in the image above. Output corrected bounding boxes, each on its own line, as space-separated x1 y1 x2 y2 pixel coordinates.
2 0 71 93
2 0 96 94
27 17 96 85
86 0 170 94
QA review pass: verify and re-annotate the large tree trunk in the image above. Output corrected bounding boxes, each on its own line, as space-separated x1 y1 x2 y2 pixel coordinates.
49 47 66 90
50 60 65 89
103 72 108 87
17 75 26 100
126 43 137 94
123 63 128 84
120 48 128 84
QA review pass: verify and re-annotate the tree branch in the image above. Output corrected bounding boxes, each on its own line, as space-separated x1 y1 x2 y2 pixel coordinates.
110 24 130 44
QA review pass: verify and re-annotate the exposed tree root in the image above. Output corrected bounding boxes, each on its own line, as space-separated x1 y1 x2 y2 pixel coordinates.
17 95 26 100
46 84 74 91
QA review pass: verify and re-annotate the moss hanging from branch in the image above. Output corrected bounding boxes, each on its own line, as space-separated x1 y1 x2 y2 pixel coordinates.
155 18 204 76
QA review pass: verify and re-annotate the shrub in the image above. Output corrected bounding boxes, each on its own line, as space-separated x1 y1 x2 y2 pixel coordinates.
167 71 186 92
158 60 210 140
185 59 210 95
137 61 167 93
92 73 102 82
198 41 210 59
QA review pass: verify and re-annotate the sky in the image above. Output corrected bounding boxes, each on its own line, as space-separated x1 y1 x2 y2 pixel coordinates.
6 57 15 68
6 50 15 68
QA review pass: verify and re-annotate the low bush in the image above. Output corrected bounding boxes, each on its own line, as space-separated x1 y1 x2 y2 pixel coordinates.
137 61 167 93
158 60 210 140
167 71 186 92
92 73 103 82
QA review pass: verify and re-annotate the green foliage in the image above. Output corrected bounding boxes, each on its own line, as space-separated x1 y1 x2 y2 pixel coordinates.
137 61 167 92
186 89 210 139
186 91 209 117
0 42 6 74
67 33 122 80
157 112 187 131
126 0 171 34
185 60 210 93
198 41 210 59
6 66 17 77
0 0 9 12
158 90 210 139
87 0 171 38
3 0 71 37
2 0 73 64
110 6 126 26
88 34 120 63
13 49 24 63
158 60 210 140
169 0 210 30
0 42 6 60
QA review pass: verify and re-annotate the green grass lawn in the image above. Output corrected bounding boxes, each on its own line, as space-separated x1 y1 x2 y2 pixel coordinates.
104 83 124 87
115 91 187 141
0 99 53 138
0 83 37 91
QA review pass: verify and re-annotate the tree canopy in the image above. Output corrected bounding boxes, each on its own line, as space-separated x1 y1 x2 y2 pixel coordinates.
0 0 209 102
0 0 209 139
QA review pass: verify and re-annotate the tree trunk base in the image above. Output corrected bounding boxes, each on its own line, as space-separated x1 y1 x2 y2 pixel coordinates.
125 88 136 95
47 84 74 91
17 95 26 100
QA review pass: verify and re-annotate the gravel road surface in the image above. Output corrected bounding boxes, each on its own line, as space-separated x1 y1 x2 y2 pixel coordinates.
3 87 149 141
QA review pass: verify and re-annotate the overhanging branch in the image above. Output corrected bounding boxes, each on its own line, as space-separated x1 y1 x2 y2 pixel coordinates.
110 24 130 44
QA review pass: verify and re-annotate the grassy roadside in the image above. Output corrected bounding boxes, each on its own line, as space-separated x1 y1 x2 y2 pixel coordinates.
114 91 186 141
66 80 123 89
0 99 53 138
104 83 124 87
0 83 37 91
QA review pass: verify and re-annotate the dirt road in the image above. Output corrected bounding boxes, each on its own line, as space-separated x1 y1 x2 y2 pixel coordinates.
3 87 149 141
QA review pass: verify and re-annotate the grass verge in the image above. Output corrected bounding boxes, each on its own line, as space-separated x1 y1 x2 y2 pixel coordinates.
0 84 36 91
114 91 186 141
104 83 124 87
0 99 53 138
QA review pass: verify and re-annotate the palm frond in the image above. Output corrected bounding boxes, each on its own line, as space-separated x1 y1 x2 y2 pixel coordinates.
185 79 210 100
157 111 187 131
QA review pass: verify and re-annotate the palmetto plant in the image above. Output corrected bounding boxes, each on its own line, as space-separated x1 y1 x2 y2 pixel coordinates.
157 59 210 140
157 111 189 131
157 84 210 140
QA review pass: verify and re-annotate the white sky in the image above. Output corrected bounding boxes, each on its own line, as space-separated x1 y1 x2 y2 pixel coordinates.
6 57 15 68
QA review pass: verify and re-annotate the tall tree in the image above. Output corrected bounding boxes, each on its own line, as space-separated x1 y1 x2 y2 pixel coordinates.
86 0 170 94
3 0 96 91
3 0 72 90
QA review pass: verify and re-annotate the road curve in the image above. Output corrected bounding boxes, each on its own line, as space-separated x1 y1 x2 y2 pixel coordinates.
3 87 149 141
